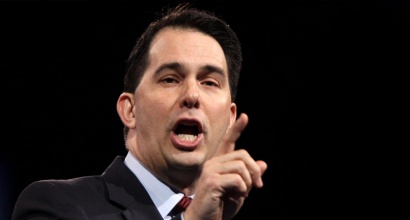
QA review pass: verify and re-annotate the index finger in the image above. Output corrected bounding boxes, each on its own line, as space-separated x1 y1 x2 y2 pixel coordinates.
216 113 249 155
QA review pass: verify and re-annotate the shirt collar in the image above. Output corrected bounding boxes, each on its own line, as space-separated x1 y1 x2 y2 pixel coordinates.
124 151 185 218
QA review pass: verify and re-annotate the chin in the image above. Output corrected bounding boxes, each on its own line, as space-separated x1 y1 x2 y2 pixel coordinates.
173 151 205 168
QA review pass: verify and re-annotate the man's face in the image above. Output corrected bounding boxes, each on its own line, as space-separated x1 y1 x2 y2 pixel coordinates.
130 27 236 175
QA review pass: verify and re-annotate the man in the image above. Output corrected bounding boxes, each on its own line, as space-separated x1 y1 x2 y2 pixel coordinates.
12 3 267 220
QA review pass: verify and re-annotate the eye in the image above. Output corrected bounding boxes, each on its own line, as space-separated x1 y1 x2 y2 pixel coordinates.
202 79 219 87
161 77 179 84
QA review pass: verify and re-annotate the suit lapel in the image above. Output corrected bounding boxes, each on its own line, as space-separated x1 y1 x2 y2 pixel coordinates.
102 156 163 220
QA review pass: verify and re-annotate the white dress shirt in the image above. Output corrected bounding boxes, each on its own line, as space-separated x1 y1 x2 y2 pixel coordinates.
124 152 193 219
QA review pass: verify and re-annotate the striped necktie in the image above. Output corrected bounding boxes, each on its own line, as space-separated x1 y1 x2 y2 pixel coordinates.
169 195 192 216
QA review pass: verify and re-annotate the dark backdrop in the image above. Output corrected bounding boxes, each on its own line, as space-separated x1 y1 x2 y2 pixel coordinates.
1 1 408 219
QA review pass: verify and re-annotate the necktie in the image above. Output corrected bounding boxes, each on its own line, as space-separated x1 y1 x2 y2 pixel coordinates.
170 195 192 216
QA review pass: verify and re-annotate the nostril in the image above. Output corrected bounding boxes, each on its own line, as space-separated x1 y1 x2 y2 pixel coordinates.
183 98 199 108
183 100 190 107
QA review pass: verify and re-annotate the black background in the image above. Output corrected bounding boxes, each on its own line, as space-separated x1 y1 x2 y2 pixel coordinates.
1 0 408 219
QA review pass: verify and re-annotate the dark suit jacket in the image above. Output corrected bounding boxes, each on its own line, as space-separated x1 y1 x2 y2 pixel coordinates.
12 156 183 220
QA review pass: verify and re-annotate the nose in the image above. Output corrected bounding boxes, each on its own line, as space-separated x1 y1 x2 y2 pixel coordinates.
181 80 200 108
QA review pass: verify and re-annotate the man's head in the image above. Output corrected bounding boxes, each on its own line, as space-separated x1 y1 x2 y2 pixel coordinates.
121 3 242 139
116 3 243 190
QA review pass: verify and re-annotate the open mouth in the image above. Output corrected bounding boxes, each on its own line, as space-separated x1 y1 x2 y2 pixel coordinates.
173 120 202 142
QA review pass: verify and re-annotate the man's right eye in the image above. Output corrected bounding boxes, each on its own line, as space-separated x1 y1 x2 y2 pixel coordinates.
162 77 178 84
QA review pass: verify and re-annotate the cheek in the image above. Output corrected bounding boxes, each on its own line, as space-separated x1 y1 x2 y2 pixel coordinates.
208 105 233 135
207 99 233 118
136 99 167 122
134 91 176 129
136 89 171 112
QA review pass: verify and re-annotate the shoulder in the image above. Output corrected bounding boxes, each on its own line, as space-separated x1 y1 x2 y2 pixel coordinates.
12 176 107 219
21 175 105 199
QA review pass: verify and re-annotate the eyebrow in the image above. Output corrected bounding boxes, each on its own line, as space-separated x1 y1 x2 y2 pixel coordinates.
154 62 226 77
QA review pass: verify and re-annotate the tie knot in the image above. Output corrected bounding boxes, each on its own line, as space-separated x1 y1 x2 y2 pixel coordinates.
170 195 192 216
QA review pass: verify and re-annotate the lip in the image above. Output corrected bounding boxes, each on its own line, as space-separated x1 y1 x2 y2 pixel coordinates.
171 132 203 150
171 118 204 150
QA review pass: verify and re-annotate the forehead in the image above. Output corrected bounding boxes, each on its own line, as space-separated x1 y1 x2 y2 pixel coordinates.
148 27 227 73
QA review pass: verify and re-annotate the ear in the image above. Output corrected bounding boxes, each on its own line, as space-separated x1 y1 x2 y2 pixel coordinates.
117 92 136 129
229 102 237 128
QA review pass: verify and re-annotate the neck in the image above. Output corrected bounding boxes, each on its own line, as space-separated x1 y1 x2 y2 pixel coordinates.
163 167 200 196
